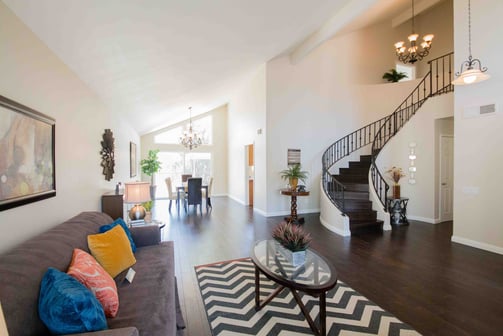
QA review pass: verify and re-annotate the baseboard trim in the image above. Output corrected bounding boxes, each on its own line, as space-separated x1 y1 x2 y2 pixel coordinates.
451 236 503 255
319 215 351 237
407 215 437 224
264 208 320 217
227 194 245 206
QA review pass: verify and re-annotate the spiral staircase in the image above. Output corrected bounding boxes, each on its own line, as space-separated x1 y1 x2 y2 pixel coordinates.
322 52 454 234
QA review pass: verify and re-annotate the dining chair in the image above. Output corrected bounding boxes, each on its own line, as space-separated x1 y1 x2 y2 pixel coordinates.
202 177 213 210
185 177 202 214
181 174 192 182
165 177 179 212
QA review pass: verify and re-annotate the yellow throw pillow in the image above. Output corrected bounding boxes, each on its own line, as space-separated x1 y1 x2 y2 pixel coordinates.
87 225 136 278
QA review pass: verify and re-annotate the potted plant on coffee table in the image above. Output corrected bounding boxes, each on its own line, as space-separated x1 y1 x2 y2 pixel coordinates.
140 149 162 200
272 221 312 266
280 164 308 190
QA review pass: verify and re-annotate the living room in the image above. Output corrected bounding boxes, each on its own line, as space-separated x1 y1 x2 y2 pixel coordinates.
1 0 502 335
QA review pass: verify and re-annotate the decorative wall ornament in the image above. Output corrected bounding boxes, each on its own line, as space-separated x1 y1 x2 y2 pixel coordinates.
100 129 115 181
408 142 417 184
0 95 56 211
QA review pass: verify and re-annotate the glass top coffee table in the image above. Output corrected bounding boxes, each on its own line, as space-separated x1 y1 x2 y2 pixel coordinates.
251 240 337 336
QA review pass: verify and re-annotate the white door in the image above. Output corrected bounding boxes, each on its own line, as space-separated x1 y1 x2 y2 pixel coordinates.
439 136 454 222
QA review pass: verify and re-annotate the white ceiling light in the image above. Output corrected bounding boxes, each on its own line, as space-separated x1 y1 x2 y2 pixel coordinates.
452 0 490 86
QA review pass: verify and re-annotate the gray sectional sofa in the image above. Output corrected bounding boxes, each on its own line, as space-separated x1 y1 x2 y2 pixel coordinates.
0 211 184 335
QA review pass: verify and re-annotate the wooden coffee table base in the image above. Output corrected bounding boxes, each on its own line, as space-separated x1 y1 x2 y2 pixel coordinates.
254 266 328 336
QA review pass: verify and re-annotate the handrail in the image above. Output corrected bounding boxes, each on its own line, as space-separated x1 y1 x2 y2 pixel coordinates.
322 52 454 215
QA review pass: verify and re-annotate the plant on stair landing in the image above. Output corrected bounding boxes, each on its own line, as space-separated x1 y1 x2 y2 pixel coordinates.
382 69 408 83
280 164 308 190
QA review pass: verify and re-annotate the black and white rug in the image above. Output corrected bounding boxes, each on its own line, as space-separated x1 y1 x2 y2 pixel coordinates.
195 258 420 336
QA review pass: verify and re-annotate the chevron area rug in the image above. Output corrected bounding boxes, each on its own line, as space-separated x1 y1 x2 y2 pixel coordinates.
195 258 420 336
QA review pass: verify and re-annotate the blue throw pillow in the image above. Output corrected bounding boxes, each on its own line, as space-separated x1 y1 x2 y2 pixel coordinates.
100 218 136 253
39 268 107 335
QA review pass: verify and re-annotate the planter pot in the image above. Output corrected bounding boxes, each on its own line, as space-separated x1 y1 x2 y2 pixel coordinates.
144 211 152 223
276 242 307 267
289 177 299 190
150 185 157 200
392 184 400 199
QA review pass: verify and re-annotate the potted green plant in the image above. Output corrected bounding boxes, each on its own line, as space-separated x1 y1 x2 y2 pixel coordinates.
272 221 312 266
382 69 408 83
280 164 308 190
140 149 162 199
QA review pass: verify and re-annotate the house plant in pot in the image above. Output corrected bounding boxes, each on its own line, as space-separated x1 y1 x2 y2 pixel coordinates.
140 149 162 200
272 221 312 266
280 164 308 190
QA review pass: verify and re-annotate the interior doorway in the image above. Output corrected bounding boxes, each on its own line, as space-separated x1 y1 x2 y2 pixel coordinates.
245 144 254 206
439 135 454 222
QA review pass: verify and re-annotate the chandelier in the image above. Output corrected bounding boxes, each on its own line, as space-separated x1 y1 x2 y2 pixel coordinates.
179 107 202 150
394 0 434 64
452 0 490 85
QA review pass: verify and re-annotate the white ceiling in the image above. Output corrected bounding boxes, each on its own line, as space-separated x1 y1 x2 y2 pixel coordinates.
4 0 420 134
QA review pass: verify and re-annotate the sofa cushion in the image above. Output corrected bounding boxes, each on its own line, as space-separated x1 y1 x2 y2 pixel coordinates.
88 225 136 278
67 248 119 317
39 267 108 334
107 242 177 335
99 218 137 253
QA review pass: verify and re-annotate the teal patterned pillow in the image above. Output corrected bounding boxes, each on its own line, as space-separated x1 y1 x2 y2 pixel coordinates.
38 268 107 334
100 217 136 253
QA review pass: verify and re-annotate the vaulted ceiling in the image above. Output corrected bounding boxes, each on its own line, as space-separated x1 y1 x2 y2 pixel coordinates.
4 0 430 134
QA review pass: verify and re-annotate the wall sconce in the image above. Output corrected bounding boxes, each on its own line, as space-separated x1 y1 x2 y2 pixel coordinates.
408 142 416 184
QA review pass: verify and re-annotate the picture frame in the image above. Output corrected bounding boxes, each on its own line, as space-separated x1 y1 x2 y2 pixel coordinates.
0 95 56 211
130 142 137 177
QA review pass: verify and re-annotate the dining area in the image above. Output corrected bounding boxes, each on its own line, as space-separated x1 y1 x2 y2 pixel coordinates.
165 175 213 214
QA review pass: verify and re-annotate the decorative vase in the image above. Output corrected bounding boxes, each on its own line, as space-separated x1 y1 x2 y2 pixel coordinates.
289 177 298 190
392 184 400 199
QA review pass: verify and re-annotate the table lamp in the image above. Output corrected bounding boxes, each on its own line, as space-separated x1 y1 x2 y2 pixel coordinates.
123 182 151 220
0 302 8 336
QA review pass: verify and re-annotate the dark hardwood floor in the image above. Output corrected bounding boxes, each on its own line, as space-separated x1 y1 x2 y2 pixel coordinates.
153 197 503 336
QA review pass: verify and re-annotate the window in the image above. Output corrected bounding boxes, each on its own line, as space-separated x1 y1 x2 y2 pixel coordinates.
154 151 211 198
396 63 415 82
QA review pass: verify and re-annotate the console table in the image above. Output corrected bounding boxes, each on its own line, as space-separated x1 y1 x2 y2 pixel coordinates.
280 189 310 224
386 197 409 225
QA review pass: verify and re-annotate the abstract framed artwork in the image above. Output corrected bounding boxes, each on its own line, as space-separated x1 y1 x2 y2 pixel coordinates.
130 142 137 177
0 95 56 211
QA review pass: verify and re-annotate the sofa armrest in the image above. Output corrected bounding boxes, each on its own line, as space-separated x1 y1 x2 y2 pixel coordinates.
66 327 139 336
129 225 161 247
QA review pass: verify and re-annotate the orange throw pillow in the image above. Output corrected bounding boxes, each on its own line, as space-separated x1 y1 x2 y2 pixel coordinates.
67 248 119 317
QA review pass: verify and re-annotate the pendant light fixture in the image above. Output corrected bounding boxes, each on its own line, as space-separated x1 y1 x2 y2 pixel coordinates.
180 107 203 150
452 0 490 85
394 0 434 64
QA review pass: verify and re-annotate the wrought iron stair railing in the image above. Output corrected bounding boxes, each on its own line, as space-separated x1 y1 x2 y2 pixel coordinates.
322 52 454 215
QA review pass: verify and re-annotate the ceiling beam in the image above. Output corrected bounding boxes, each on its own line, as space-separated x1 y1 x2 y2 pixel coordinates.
391 0 442 27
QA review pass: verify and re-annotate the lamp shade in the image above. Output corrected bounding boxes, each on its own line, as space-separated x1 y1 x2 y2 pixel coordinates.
124 182 151 204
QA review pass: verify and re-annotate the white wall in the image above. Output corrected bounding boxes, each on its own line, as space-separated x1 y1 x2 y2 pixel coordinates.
452 0 503 254
376 94 454 223
140 105 228 196
227 65 267 213
0 3 138 253
262 0 452 217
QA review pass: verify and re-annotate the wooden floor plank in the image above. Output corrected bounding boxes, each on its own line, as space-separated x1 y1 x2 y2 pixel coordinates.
154 197 503 336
